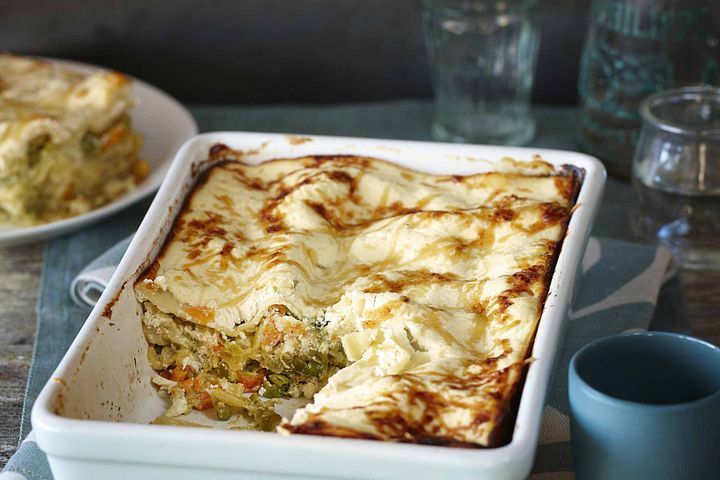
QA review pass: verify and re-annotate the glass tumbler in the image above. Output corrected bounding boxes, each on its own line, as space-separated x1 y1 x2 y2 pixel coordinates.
422 0 540 146
631 86 720 269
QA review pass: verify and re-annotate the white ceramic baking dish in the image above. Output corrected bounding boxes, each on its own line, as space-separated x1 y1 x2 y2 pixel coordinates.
32 132 605 480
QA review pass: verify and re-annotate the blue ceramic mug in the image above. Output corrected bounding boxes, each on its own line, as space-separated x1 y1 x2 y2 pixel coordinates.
569 332 720 480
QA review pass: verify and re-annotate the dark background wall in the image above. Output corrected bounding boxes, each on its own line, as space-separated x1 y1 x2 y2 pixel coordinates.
1 0 590 104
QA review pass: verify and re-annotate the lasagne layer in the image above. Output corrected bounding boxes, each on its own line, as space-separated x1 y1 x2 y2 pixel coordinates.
135 147 578 445
0 54 147 225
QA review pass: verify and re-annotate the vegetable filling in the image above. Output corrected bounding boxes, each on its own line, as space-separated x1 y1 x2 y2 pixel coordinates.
140 301 347 431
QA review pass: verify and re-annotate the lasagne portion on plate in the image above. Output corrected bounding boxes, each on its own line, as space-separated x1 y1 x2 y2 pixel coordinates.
134 146 579 446
0 54 147 225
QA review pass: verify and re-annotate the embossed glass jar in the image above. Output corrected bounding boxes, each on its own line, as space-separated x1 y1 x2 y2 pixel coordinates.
577 0 720 179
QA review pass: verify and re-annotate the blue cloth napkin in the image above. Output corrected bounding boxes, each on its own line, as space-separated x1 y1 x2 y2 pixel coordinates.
3 234 675 480
69 235 133 307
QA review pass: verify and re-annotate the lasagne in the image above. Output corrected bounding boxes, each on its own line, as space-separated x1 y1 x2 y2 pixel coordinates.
135 145 578 447
0 54 147 225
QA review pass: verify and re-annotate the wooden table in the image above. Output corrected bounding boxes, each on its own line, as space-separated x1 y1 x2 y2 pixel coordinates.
1 103 719 468
680 270 720 345
0 243 41 466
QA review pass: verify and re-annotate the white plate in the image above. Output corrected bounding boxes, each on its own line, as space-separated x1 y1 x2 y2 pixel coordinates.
0 58 198 246
32 133 605 480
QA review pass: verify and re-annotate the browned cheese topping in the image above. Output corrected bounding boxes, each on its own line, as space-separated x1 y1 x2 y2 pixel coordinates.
135 146 578 446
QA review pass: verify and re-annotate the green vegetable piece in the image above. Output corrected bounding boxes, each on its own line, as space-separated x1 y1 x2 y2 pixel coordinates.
255 408 282 431
244 361 260 373
291 357 306 372
80 133 99 156
306 360 323 377
261 380 288 399
215 362 229 379
310 316 329 330
268 373 289 386
151 416 205 428
27 135 49 168
262 383 282 399
304 352 328 377
249 393 282 431
214 400 231 421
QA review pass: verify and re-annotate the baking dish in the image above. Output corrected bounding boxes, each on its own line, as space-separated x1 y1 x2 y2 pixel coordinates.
31 132 605 480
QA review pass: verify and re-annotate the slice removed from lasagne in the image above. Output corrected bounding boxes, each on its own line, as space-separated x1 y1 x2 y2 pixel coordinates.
134 146 578 446
0 54 147 225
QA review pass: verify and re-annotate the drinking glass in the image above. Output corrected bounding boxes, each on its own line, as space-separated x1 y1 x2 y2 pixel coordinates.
422 0 540 146
631 86 720 269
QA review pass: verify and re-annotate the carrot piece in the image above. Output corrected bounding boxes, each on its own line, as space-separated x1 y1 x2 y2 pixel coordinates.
61 183 75 200
131 158 150 183
236 371 265 392
184 305 215 324
169 367 188 382
196 391 213 410
101 123 128 152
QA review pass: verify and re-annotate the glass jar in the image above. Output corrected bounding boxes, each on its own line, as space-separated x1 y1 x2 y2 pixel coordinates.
578 0 720 179
631 86 720 269
423 0 540 146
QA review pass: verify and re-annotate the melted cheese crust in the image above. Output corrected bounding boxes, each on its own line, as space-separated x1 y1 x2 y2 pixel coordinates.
0 54 143 224
136 147 577 447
